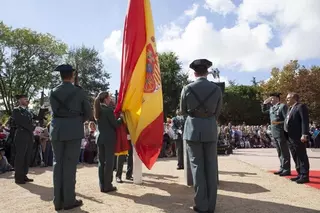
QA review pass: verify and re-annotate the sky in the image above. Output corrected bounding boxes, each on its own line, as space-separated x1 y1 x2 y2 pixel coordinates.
1 0 320 93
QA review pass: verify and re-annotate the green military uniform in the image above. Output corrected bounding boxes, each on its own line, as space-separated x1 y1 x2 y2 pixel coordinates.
180 59 222 213
12 96 35 184
49 64 92 210
262 93 290 175
172 114 185 169
96 104 122 192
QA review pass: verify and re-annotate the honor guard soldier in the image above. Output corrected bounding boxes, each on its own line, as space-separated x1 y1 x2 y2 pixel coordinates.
12 94 35 184
180 59 222 213
49 64 92 211
262 92 291 176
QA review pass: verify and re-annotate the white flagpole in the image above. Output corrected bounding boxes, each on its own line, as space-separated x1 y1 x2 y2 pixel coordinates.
132 145 143 184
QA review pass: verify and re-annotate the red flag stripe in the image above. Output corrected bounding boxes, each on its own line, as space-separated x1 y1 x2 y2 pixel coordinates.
115 0 147 113
135 112 164 169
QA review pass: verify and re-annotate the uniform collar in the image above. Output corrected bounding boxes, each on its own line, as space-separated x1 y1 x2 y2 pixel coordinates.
19 105 27 109
196 76 207 82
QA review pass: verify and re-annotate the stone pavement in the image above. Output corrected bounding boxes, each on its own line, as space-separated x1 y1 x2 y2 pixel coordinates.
232 148 320 170
0 150 320 213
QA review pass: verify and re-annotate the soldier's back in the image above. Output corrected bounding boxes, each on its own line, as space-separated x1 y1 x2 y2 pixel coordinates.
182 78 222 142
49 82 88 142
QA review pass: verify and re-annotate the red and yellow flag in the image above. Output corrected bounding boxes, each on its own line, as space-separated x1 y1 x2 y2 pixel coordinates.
115 0 164 169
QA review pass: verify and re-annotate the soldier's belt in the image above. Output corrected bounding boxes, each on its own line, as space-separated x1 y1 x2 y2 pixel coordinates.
53 113 83 118
188 111 215 118
271 121 284 125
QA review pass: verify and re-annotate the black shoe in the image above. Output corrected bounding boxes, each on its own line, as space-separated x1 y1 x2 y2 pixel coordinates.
296 177 310 184
193 206 208 213
290 176 300 181
101 186 117 193
126 176 133 181
279 171 291 176
116 177 123 183
273 170 282 175
24 176 34 182
54 207 62 211
15 179 26 184
64 199 83 210
177 166 184 170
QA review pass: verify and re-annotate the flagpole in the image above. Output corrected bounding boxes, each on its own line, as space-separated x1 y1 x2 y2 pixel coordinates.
133 146 143 184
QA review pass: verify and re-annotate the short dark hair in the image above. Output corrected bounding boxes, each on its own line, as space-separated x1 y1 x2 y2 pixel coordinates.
195 66 208 75
60 71 73 80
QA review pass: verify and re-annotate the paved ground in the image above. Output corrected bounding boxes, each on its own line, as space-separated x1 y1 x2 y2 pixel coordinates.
232 148 320 170
0 149 320 213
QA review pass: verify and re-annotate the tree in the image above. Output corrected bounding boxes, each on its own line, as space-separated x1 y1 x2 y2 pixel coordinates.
158 52 189 118
261 60 320 122
66 46 110 96
219 85 268 125
0 22 67 114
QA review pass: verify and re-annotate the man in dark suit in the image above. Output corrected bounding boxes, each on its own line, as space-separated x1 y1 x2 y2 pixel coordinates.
180 59 222 213
284 92 310 184
50 64 92 210
12 94 35 184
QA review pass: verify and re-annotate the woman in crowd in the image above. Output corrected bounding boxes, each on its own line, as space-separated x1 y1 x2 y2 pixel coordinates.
94 92 122 193
85 121 98 164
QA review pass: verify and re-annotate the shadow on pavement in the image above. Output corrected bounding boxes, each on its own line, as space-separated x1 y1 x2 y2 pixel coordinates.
143 173 179 180
219 170 257 177
218 180 269 194
114 180 319 213
18 182 102 211
0 171 14 179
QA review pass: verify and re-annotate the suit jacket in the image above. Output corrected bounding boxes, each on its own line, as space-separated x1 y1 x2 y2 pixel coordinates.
12 106 35 144
49 82 92 141
180 77 222 142
96 104 122 145
286 103 309 140
262 103 287 138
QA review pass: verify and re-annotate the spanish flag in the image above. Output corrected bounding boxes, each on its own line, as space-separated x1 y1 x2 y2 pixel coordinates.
115 0 164 169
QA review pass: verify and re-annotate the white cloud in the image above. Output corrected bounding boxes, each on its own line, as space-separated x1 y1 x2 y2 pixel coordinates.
158 0 320 72
102 30 122 61
184 4 199 18
204 0 236 15
102 1 320 82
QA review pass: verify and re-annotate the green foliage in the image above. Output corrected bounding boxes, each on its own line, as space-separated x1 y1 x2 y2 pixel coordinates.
0 21 67 114
0 113 9 125
66 46 110 96
219 85 268 125
261 60 320 122
159 52 189 117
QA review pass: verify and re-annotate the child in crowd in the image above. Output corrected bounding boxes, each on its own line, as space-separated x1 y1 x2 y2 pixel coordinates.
79 138 87 163
85 122 98 164
0 147 14 174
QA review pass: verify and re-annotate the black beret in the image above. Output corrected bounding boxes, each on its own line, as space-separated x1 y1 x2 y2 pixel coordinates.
269 92 281 98
54 64 75 73
189 59 212 71
15 94 28 100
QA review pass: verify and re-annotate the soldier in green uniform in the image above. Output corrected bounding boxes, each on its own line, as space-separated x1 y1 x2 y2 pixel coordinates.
172 109 185 170
180 59 222 213
12 94 35 184
49 64 92 211
93 92 122 193
262 92 291 176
